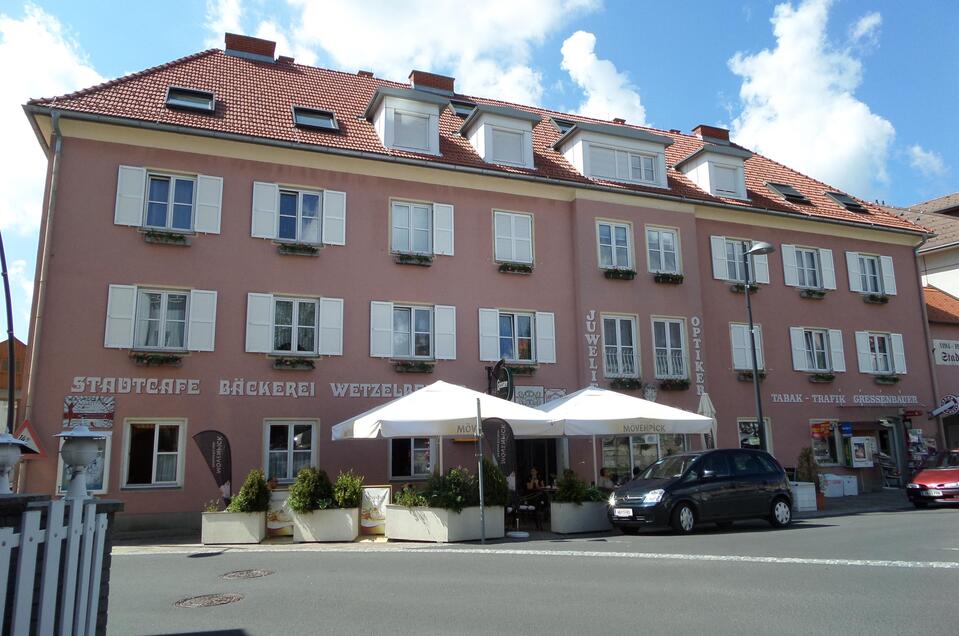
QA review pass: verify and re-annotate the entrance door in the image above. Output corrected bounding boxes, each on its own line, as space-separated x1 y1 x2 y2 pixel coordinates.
515 439 559 490
944 415 959 449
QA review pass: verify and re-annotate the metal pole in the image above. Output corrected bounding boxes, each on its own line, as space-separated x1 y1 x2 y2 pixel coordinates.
743 250 765 435
0 231 15 436
476 398 486 544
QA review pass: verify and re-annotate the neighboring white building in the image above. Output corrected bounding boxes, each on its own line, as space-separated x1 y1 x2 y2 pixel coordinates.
890 201 959 296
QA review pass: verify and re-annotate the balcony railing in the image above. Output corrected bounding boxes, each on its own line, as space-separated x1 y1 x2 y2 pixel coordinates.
655 352 685 378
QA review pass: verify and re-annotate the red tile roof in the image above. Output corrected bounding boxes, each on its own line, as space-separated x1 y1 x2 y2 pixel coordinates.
925 286 959 324
27 47 925 235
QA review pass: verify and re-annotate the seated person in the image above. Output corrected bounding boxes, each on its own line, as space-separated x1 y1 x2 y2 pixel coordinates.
598 467 614 489
526 467 544 491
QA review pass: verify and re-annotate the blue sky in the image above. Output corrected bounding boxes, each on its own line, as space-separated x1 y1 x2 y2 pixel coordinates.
1 0 957 340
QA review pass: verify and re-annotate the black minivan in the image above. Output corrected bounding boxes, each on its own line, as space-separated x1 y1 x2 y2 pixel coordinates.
607 449 793 534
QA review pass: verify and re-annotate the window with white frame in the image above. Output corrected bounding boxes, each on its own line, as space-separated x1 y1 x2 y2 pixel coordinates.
393 305 432 359
789 327 846 373
846 252 897 296
712 164 739 197
711 236 769 284
782 245 836 290
499 312 535 362
390 437 435 479
391 201 432 254
494 211 533 264
646 227 679 273
794 247 821 288
597 221 632 269
588 144 657 185
490 127 525 165
724 238 750 282
135 290 188 350
124 420 184 487
278 189 321 243
652 318 686 378
859 254 882 293
867 333 892 373
265 421 316 482
802 329 830 372
856 331 906 375
393 110 430 151
273 298 318 355
730 323 764 371
603 316 637 377
146 174 195 231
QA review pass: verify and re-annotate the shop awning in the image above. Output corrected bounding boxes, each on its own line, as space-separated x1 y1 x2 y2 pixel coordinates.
330 380 561 440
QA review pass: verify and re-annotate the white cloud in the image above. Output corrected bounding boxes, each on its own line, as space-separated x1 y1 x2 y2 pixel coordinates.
850 11 881 44
204 0 243 48
560 30 646 125
8 259 33 326
728 0 894 197
282 0 599 104
908 144 947 178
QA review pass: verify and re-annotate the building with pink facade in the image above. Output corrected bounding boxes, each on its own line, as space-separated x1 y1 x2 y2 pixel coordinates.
16 34 939 531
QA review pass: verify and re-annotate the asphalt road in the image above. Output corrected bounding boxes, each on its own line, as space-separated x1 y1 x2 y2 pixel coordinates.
108 507 959 636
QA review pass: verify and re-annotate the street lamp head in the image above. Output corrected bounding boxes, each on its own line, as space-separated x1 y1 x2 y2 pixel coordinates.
747 241 775 256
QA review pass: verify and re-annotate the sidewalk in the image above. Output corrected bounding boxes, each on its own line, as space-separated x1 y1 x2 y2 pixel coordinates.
794 488 911 519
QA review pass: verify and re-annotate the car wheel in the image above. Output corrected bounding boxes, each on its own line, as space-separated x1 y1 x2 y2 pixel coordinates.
619 526 639 535
715 521 733 530
671 503 696 534
769 498 792 528
913 501 928 509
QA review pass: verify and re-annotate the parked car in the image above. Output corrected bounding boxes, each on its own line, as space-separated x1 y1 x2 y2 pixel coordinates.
607 448 793 534
907 449 959 508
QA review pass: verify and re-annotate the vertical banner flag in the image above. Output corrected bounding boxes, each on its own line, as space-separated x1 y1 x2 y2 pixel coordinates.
482 417 516 479
193 430 232 502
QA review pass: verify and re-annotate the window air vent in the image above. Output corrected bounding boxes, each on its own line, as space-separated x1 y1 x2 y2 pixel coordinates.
767 182 811 205
825 191 868 213
165 86 215 113
292 106 339 131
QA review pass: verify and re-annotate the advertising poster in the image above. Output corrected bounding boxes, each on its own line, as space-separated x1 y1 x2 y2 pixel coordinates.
360 486 391 535
63 395 115 428
851 436 874 468
267 489 293 537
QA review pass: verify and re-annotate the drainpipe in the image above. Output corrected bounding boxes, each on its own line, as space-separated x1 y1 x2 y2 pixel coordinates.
914 236 946 446
17 110 63 491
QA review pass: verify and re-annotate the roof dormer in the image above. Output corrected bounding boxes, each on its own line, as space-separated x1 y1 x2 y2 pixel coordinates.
363 86 448 156
552 120 673 189
459 104 540 169
675 125 752 200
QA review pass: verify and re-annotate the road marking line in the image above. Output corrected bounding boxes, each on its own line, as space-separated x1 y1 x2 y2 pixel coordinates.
115 546 959 569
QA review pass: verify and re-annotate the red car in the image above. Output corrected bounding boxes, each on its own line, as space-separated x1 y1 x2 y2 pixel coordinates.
907 450 959 508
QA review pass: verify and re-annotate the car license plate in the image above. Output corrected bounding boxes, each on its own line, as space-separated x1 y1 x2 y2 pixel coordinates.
925 489 943 497
614 508 633 518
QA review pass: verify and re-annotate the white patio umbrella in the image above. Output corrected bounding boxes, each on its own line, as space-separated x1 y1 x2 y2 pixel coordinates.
697 392 718 449
538 386 714 484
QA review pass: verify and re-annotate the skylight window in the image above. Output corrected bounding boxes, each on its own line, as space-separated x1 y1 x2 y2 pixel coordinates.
551 118 575 134
449 100 476 118
767 182 811 205
165 87 215 113
292 106 339 131
826 191 868 213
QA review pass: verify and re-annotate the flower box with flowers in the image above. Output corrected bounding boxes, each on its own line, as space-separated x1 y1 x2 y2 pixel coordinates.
799 288 827 300
392 360 435 374
393 252 433 266
863 293 889 305
498 261 533 275
272 356 316 370
658 378 690 391
874 374 899 385
653 272 685 285
506 364 537 376
729 283 760 294
602 268 636 281
808 372 835 383
736 370 766 382
131 351 184 367
609 377 642 391
277 242 320 256
142 229 192 246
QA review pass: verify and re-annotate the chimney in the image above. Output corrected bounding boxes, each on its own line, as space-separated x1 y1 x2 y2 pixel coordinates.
408 70 455 96
612 117 626 125
692 124 730 143
224 33 277 63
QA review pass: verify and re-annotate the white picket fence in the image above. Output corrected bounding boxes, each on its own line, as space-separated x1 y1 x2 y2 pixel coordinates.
1 499 109 636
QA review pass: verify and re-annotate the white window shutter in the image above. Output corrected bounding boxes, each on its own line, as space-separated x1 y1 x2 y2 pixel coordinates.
432 204 454 256
789 327 807 371
535 312 556 364
855 331 872 373
820 249 837 290
114 166 146 227
187 289 217 352
752 253 770 284
879 256 897 295
104 284 137 348
730 324 748 370
317 297 344 356
428 113 440 155
752 326 765 370
781 245 798 287
710 236 727 280
322 190 347 246
251 182 279 239
478 308 500 362
194 175 223 234
846 252 863 292
891 333 907 373
245 293 273 353
827 329 845 373
370 301 393 358
433 305 456 360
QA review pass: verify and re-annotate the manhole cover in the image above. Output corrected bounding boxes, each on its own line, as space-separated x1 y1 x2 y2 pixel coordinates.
221 569 274 580
174 593 244 608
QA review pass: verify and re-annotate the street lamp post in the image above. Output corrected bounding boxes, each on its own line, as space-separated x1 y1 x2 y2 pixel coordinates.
743 242 776 446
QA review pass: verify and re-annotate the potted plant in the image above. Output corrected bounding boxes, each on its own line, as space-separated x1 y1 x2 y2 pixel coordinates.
385 460 506 542
550 470 612 534
202 469 269 544
792 447 820 512
288 468 364 542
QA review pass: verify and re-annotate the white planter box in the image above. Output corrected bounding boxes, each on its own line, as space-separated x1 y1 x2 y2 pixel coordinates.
292 508 359 543
385 505 505 543
201 511 266 544
550 501 612 534
789 481 818 512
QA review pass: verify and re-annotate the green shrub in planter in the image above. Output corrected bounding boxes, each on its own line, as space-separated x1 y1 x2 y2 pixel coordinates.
395 484 428 507
554 470 588 505
226 469 271 513
333 470 364 508
286 467 334 513
796 447 817 483
425 467 479 513
481 458 509 507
